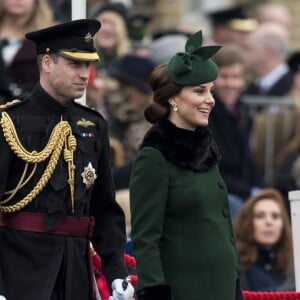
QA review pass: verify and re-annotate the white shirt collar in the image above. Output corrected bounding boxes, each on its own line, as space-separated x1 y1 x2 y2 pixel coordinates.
255 64 289 92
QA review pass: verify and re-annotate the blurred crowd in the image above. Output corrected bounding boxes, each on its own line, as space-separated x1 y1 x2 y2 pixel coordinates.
1 0 300 293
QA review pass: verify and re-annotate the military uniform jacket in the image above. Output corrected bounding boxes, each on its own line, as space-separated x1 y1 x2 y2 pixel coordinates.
130 119 244 300
0 84 127 300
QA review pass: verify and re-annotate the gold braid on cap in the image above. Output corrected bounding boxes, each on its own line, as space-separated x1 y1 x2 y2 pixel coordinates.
0 112 77 213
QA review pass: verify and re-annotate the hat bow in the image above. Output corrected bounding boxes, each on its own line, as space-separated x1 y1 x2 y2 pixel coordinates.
170 31 220 77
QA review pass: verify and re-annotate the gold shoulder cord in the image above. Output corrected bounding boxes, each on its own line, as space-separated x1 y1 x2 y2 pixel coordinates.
0 112 77 213
0 99 21 110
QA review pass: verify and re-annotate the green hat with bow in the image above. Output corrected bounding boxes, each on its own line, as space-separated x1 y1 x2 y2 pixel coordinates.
167 30 221 86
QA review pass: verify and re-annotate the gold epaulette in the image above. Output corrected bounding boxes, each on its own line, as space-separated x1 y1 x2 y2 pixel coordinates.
0 99 21 110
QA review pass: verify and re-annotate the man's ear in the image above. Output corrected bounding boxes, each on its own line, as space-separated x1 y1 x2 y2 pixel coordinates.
41 55 53 72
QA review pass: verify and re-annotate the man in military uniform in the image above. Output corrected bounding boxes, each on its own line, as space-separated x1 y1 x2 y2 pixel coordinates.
0 19 134 300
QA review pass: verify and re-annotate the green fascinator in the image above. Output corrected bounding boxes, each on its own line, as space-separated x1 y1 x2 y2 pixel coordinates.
167 30 221 86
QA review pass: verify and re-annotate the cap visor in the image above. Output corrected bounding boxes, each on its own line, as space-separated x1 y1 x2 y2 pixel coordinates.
60 51 100 62
228 19 258 32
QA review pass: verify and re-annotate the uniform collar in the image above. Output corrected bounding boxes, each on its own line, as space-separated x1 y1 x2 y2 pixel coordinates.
30 83 71 115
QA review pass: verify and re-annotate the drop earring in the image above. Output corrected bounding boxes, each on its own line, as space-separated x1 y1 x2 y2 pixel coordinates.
172 104 178 112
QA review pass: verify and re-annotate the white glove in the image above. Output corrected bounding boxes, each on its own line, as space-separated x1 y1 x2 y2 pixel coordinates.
109 278 135 300
0 296 7 300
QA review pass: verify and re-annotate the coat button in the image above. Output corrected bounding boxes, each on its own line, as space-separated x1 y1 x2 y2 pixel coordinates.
218 181 225 189
223 208 229 217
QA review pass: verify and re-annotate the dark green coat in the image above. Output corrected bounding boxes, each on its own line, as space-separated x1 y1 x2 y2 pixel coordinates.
130 119 243 300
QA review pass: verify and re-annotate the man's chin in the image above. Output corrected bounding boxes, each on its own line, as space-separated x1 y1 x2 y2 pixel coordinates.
73 91 85 99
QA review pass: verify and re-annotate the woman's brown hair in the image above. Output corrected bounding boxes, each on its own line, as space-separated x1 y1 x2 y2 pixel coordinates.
144 64 182 124
233 188 293 275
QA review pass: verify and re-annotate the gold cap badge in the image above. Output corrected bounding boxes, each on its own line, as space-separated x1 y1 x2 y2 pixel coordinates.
85 32 93 43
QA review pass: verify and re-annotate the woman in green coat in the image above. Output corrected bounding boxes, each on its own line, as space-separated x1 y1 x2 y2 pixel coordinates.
129 30 244 300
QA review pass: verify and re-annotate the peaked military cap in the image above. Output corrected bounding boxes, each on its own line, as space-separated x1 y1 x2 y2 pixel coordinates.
167 30 221 86
208 5 257 32
25 19 101 62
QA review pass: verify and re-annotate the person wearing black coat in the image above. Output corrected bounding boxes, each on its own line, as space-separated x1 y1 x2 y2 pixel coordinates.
210 45 262 217
209 96 257 200
242 22 292 98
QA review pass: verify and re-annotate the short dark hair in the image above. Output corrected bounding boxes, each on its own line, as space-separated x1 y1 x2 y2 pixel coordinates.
37 53 59 69
212 44 245 67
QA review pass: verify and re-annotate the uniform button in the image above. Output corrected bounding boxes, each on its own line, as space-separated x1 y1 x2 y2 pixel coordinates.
223 208 229 217
230 236 235 244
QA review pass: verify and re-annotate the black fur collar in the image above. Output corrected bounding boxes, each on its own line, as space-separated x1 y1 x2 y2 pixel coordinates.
140 119 221 171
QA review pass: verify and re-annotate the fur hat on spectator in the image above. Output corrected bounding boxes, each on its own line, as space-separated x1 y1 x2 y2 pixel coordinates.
107 54 155 93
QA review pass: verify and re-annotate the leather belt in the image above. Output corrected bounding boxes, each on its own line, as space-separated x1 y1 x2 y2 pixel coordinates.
0 211 94 238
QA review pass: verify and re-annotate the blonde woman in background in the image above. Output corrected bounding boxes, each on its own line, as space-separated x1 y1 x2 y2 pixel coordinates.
0 0 55 99
92 2 132 73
